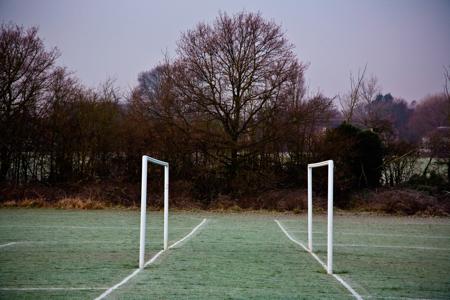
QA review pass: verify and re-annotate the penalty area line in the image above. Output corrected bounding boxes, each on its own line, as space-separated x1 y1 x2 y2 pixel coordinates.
94 218 208 300
274 220 363 300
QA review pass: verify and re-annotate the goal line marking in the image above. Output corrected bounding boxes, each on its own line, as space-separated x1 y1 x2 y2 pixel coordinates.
94 218 208 300
0 287 108 291
274 220 363 300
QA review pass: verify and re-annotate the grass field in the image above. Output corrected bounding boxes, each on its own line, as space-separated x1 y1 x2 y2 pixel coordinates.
0 209 449 299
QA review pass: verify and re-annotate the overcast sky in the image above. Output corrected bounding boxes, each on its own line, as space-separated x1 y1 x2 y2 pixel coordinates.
1 0 449 101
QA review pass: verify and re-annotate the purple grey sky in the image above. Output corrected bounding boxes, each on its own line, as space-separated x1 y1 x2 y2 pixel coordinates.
1 0 449 102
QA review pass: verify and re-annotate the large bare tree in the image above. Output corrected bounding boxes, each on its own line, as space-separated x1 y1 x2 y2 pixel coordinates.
0 24 59 182
169 12 304 180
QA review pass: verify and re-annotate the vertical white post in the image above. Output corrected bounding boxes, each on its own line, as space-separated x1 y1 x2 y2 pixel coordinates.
163 165 169 250
139 156 148 269
327 160 334 274
307 166 312 252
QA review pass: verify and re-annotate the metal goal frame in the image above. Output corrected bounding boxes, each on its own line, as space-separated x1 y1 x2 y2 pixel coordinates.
308 160 334 274
139 155 169 269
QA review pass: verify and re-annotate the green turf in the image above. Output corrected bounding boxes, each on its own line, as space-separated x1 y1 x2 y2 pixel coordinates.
112 214 351 299
0 209 203 299
1 209 449 299
281 215 450 299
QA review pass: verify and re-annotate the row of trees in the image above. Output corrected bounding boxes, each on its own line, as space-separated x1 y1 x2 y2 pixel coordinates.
1 13 449 206
0 24 127 184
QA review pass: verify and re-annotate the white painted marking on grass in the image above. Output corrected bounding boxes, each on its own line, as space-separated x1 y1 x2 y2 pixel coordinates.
364 296 435 300
0 242 17 248
0 225 128 229
169 218 208 249
94 218 207 300
341 232 450 240
143 250 165 268
332 274 365 300
16 240 141 245
317 243 450 251
0 287 108 291
288 230 450 240
94 268 141 300
0 225 197 230
275 220 363 300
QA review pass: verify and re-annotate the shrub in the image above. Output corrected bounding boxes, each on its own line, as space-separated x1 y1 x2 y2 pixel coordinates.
320 123 384 207
353 188 449 216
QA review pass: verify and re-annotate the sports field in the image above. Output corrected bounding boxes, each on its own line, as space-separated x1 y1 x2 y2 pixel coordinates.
0 209 449 299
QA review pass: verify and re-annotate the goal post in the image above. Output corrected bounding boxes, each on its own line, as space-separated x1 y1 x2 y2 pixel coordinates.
139 155 169 269
307 160 334 274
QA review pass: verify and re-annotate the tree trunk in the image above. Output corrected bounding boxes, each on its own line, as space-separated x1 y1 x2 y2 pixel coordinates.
447 159 450 185
422 156 433 177
0 148 10 183
226 134 240 194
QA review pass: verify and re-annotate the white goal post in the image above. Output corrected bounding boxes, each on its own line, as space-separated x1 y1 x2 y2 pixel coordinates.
139 155 169 269
307 160 334 274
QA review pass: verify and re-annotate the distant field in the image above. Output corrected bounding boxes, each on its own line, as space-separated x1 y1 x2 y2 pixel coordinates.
415 158 447 175
0 209 449 299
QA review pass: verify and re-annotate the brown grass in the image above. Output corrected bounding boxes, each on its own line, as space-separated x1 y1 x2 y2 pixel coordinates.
54 197 107 209
1 198 48 208
0 197 109 209
352 188 450 216
208 189 316 212
1 182 448 216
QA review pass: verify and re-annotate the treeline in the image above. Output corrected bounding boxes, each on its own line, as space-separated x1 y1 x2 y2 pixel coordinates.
1 13 449 207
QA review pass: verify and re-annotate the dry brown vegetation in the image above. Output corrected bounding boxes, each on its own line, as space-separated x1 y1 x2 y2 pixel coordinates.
1 197 108 209
2 185 449 216
352 188 450 216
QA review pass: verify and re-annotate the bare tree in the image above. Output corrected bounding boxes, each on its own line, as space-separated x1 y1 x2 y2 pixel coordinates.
284 92 336 166
409 93 449 139
339 64 367 123
382 141 418 186
0 24 59 182
444 66 450 125
442 66 450 181
356 74 381 126
409 80 450 180
169 12 305 180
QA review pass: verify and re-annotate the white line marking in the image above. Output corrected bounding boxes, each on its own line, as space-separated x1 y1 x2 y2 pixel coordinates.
169 219 208 249
0 242 17 248
94 218 207 300
93 268 141 300
279 219 450 226
341 232 450 240
363 296 436 300
12 240 155 246
0 225 198 230
316 243 450 251
0 221 208 248
275 220 363 300
288 230 450 240
0 287 107 291
143 250 165 268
